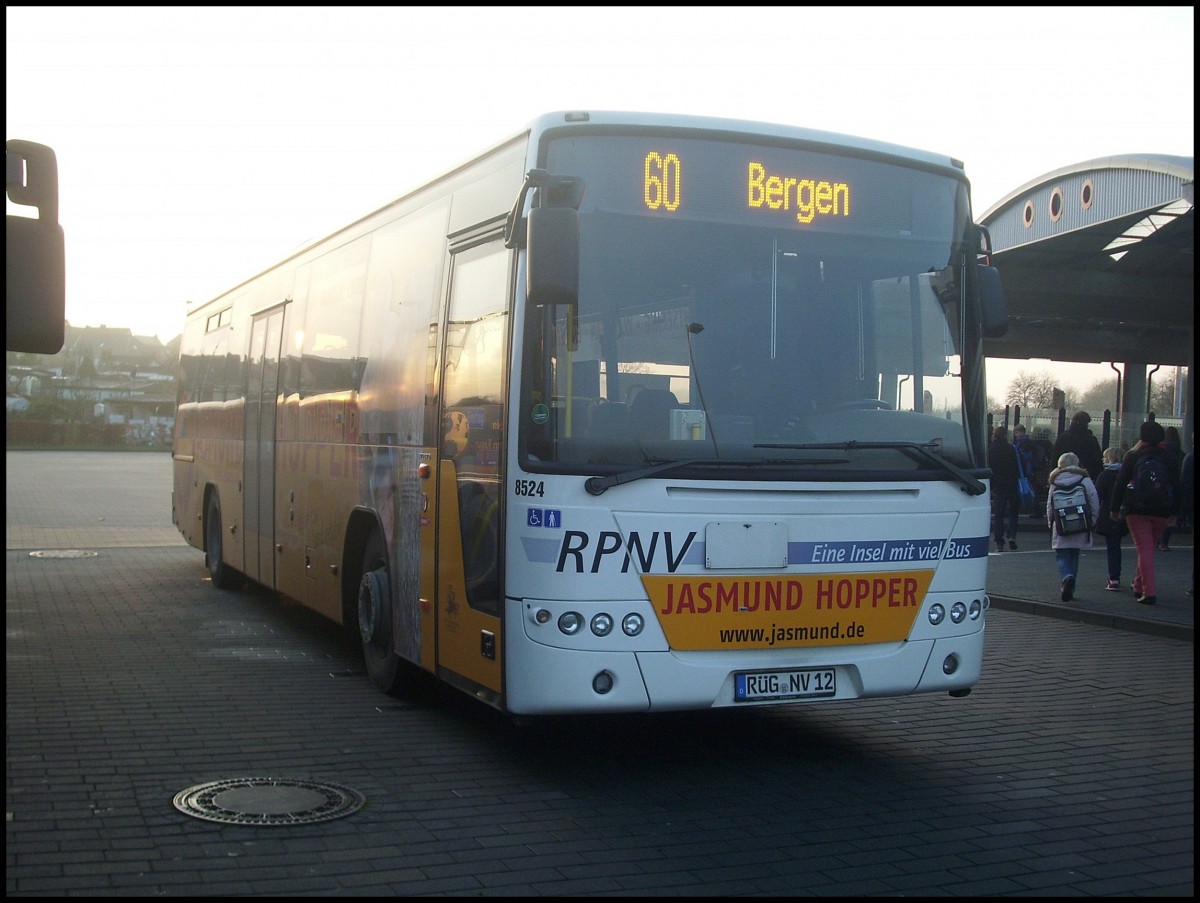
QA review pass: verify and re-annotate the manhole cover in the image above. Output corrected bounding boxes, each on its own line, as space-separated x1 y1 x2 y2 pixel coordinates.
173 778 365 825
29 549 98 559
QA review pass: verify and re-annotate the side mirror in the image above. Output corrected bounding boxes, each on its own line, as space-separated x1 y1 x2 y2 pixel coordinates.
526 205 579 307
7 140 66 354
978 265 1008 338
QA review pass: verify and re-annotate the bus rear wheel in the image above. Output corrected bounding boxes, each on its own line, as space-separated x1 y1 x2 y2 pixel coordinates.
205 493 240 590
357 531 403 694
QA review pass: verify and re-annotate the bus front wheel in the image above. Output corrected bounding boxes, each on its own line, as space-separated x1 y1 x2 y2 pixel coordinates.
357 531 403 694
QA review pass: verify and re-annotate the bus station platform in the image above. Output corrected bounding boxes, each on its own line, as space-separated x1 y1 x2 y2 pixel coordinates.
985 519 1193 641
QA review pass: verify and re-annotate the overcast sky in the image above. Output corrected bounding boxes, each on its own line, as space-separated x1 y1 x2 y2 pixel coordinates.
6 5 1194 394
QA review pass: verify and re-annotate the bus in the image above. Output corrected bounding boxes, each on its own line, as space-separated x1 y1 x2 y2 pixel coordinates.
172 111 1008 715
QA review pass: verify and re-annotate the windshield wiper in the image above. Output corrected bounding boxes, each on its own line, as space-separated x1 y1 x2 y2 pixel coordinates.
755 440 986 496
585 459 704 495
584 455 847 496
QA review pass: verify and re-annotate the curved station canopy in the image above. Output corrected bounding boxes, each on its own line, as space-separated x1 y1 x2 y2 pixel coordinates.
979 154 1193 431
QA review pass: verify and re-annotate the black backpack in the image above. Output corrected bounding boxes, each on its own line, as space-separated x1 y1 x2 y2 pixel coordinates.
1126 454 1174 516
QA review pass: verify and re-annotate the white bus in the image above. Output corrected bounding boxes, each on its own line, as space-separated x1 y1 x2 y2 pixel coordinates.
172 111 1008 715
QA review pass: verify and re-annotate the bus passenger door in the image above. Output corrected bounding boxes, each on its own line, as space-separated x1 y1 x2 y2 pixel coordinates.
434 238 509 700
244 305 285 588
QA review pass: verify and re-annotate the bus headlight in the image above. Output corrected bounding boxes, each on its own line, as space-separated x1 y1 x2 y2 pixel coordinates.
950 601 967 623
558 611 583 635
622 613 645 636
927 603 945 625
590 613 614 636
969 598 982 620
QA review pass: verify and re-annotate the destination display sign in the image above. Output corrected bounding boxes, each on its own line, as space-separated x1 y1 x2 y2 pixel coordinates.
545 133 963 239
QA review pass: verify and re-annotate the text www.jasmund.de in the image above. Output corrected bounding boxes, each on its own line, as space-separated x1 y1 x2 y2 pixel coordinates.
719 621 868 646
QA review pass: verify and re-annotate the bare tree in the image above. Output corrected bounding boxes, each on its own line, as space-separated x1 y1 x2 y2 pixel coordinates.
1076 376 1118 414
1006 370 1060 409
1149 371 1177 415
1074 372 1178 416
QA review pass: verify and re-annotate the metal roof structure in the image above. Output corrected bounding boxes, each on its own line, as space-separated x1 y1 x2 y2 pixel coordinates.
978 154 1193 368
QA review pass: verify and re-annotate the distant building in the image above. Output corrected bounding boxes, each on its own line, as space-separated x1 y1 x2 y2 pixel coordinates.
6 323 179 447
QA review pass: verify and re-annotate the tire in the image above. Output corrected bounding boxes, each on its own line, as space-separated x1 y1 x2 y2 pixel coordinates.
356 529 404 694
205 493 240 590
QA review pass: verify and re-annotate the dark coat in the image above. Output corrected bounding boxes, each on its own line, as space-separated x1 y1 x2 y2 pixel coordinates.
1052 423 1103 480
988 437 1020 492
1093 462 1128 537
1181 450 1194 520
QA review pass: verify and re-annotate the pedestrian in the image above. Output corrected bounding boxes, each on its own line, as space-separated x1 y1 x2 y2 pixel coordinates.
1156 425 1185 551
1046 452 1100 602
1012 423 1036 512
1051 410 1103 480
988 425 1021 551
1108 420 1181 606
1093 445 1128 591
1180 434 1193 596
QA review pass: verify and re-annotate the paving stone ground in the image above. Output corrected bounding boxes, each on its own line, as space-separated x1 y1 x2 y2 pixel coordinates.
6 451 1194 896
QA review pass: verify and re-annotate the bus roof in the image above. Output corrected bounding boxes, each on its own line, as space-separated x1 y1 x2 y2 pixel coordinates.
526 110 966 174
187 110 967 319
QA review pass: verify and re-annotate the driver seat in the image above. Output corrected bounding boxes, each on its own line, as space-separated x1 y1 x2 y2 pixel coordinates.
629 389 679 440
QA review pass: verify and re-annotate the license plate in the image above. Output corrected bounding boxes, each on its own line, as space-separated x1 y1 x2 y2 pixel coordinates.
734 668 836 702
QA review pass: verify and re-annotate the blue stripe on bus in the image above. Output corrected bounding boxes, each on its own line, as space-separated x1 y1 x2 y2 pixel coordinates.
520 535 990 565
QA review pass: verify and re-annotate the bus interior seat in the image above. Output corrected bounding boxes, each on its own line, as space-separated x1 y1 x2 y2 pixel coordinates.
586 401 630 441
629 389 679 440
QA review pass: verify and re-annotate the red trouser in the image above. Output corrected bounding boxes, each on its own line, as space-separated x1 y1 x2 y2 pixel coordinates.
1125 514 1170 597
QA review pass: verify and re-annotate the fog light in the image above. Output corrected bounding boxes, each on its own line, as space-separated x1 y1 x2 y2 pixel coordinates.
950 601 967 623
558 611 583 635
591 613 613 636
968 599 982 620
928 603 945 625
592 670 614 694
943 654 959 675
621 613 644 636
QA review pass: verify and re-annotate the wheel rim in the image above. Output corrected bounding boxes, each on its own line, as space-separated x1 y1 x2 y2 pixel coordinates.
358 567 389 648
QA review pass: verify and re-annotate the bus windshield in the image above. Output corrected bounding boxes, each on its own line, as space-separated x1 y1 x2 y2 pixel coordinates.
522 132 976 476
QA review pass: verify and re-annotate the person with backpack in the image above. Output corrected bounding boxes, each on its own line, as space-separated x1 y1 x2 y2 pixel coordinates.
1046 451 1100 602
1108 420 1181 606
1093 445 1129 591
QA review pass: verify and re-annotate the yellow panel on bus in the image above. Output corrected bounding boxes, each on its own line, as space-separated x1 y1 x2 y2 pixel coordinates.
641 570 933 650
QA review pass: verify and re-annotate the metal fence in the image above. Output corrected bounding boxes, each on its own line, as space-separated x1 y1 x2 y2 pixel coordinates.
989 407 1184 456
